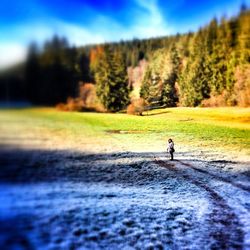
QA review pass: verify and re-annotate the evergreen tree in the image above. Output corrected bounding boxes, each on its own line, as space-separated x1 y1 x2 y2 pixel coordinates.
94 46 129 112
161 44 180 106
25 36 79 105
140 67 152 102
5 5 250 108
209 18 234 95
179 30 210 106
237 8 250 64
140 46 180 107
109 49 130 111
25 42 41 103
140 50 164 106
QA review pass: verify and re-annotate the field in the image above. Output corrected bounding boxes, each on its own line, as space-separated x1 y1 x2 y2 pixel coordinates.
0 107 250 249
1 107 250 156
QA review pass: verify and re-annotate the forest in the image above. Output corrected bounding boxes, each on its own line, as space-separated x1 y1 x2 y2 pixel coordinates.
0 6 249 111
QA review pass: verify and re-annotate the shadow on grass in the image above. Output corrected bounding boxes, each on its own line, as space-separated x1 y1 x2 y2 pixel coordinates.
0 145 247 250
144 110 170 116
0 146 173 184
0 145 243 185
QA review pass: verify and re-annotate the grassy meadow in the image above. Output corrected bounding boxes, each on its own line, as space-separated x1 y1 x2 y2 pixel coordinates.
0 107 249 158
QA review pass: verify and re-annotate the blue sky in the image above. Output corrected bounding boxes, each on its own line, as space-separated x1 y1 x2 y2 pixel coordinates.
0 0 249 69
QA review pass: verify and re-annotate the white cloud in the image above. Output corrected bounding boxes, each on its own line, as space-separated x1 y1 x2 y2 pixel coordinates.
129 0 173 38
0 43 27 70
54 20 105 46
0 21 106 69
0 0 173 69
87 0 173 40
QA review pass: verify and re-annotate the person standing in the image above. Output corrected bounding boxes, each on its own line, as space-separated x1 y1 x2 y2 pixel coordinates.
167 138 175 160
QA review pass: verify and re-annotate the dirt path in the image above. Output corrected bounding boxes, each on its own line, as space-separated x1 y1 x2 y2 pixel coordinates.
176 160 250 192
154 157 248 249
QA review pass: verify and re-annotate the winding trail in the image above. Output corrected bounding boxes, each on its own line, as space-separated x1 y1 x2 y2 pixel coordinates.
177 160 250 192
154 157 245 249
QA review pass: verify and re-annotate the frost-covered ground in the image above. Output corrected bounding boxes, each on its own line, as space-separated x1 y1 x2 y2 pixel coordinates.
0 144 250 250
0 108 250 249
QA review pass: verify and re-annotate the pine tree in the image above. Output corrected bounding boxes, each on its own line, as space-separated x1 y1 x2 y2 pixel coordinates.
109 49 130 111
238 8 250 64
94 46 111 110
21 6 250 108
179 30 210 106
94 46 129 112
140 67 152 102
209 18 231 95
140 50 164 107
25 42 41 103
161 44 180 106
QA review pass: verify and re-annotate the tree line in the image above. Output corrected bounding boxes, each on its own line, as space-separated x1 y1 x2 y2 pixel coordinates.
0 6 249 109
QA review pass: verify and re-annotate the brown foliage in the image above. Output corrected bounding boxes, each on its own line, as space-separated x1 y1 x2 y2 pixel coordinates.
201 91 229 107
56 82 106 113
203 65 250 107
56 102 68 111
127 98 146 115
66 97 83 112
89 46 104 72
127 59 148 99
127 104 136 115
79 82 97 108
56 98 83 112
234 65 250 107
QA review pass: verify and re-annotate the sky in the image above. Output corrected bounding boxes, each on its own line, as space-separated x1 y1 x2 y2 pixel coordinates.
0 0 249 69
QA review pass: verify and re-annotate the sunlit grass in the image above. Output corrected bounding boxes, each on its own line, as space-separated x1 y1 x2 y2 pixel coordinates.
0 107 249 156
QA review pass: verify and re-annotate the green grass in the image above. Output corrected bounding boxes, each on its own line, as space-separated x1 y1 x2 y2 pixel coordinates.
0 107 249 156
